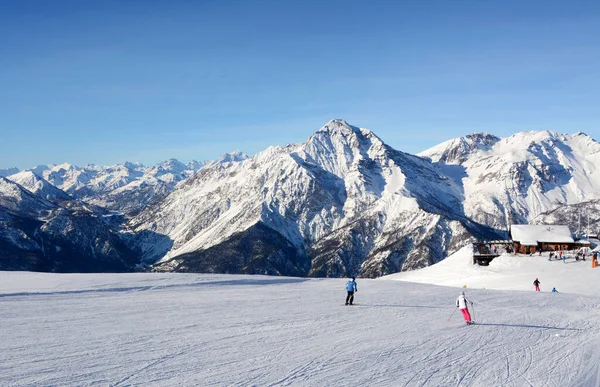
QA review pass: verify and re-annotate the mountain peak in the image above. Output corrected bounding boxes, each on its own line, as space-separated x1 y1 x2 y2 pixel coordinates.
29 164 53 176
9 170 40 180
7 170 72 202
0 175 57 214
123 161 144 170
52 163 78 172
157 158 186 169
318 119 360 134
218 151 248 163
418 132 500 164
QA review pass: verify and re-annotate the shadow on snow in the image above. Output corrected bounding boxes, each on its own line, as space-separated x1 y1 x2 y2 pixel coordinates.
0 277 308 299
353 304 447 309
474 322 582 331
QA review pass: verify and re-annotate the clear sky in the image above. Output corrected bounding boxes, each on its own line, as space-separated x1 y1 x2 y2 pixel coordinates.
1 0 599 169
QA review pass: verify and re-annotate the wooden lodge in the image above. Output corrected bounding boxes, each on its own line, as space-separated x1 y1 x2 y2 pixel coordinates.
509 224 590 254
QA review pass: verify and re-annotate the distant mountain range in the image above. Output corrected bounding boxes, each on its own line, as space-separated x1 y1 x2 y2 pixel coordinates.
2 120 599 276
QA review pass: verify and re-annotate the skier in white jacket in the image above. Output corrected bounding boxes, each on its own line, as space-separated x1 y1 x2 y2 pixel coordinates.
456 291 473 325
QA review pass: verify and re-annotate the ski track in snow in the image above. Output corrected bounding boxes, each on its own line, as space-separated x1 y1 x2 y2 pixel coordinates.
2 272 600 386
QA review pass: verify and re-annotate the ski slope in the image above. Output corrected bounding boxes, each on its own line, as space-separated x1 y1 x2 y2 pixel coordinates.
385 246 600 296
2 270 600 386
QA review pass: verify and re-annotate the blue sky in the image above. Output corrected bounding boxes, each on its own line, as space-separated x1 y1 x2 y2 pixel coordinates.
1 0 599 169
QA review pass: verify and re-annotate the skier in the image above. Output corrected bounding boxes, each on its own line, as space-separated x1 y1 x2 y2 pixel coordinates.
533 278 541 291
552 287 558 293
345 277 358 305
456 291 473 325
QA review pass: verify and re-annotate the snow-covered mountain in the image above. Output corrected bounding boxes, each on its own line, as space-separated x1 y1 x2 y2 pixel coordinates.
532 199 600 238
15 158 207 215
88 154 249 215
209 150 248 166
3 120 600 277
129 120 500 277
0 176 137 272
7 170 73 202
419 130 600 233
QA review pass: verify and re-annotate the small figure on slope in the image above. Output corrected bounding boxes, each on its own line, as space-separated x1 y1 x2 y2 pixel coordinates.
456 291 474 325
552 287 558 293
534 278 541 291
345 277 358 305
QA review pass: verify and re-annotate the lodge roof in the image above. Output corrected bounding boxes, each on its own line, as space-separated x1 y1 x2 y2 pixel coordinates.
509 224 574 246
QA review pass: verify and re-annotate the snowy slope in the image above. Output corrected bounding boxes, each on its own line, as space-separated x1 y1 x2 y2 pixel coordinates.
0 176 55 216
384 246 600 296
85 176 173 215
1 271 600 386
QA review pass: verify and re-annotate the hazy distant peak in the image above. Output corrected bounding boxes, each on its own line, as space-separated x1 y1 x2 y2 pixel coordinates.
29 165 52 176
0 167 19 177
52 162 79 172
123 161 145 170
185 160 207 171
217 151 249 163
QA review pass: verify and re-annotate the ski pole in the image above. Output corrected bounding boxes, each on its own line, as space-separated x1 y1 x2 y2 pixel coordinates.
447 307 458 321
471 303 475 322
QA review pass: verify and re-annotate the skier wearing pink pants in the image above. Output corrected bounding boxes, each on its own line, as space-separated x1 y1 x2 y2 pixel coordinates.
456 291 473 325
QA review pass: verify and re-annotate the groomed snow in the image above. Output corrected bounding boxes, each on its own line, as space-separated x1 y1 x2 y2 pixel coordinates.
3 267 600 386
384 245 600 296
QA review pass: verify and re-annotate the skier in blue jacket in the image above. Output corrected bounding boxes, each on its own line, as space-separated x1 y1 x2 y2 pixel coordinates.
345 277 358 305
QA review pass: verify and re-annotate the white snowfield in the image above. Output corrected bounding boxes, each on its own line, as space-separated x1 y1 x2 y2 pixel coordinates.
384 245 600 296
3 256 600 387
